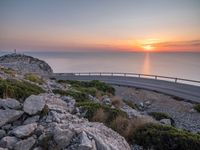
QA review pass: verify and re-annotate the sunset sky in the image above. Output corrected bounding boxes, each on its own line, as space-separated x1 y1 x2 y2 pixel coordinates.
0 0 200 52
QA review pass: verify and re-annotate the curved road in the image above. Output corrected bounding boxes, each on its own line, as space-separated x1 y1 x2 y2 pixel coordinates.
48 74 200 104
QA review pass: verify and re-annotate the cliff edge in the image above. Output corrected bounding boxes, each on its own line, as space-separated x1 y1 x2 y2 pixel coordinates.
0 53 53 74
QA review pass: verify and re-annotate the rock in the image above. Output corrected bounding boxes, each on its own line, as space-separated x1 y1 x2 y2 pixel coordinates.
23 95 45 115
0 98 21 109
1 124 11 131
0 136 18 149
101 95 111 105
53 126 75 149
0 130 6 139
14 137 35 150
0 148 8 150
35 125 44 137
33 147 43 150
78 131 94 150
0 109 23 127
12 123 37 138
61 96 76 112
160 119 172 126
23 115 40 125
88 95 99 103
0 54 53 74
45 94 69 113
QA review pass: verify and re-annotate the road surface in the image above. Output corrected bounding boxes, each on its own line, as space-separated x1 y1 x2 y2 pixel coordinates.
47 74 200 104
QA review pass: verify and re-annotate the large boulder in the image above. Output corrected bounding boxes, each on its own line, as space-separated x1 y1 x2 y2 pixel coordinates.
23 95 46 115
0 53 53 74
0 109 23 127
11 123 37 138
0 136 18 149
0 98 21 109
14 137 36 150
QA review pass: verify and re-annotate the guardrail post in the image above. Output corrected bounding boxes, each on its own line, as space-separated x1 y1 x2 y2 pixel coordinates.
89 72 91 76
138 74 141 78
155 76 157 80
100 73 101 76
124 73 126 77
78 73 80 76
175 78 178 83
111 73 113 76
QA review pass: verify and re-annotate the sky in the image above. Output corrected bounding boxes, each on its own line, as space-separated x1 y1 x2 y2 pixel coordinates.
0 0 200 52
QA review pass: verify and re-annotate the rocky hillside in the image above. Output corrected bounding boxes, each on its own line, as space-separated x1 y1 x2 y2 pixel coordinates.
0 53 53 74
0 54 200 150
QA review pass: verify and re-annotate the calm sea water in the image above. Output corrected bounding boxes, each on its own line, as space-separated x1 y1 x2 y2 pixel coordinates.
1 52 200 81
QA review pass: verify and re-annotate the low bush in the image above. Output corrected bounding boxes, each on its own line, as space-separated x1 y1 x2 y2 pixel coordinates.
124 100 138 109
194 104 200 113
111 96 123 108
52 89 88 102
76 101 127 124
25 73 44 84
133 123 200 150
58 80 115 95
0 67 16 76
0 79 44 101
148 112 171 120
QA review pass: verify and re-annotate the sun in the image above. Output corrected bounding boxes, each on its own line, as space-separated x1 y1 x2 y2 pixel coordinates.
143 45 154 51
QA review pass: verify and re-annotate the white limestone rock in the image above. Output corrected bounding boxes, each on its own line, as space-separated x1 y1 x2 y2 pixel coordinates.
23 95 45 115
12 123 37 138
0 109 23 127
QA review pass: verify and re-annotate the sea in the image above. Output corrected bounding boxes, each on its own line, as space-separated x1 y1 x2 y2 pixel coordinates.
0 51 200 81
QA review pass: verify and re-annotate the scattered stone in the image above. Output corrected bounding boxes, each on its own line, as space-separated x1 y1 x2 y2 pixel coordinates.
23 95 45 115
53 126 75 149
0 130 6 139
78 131 93 150
160 119 172 126
101 95 111 105
14 137 36 150
0 136 18 149
12 123 37 138
61 96 76 112
0 98 21 109
1 124 11 131
23 115 40 125
0 109 23 127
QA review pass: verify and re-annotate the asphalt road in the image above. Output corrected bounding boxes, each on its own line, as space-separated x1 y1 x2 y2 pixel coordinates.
48 75 200 104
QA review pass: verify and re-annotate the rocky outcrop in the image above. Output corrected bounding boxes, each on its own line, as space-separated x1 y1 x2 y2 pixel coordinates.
0 53 53 74
0 93 131 150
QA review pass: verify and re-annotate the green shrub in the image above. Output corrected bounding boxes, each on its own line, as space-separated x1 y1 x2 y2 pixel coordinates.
0 79 44 101
58 80 115 95
0 67 16 76
133 123 200 150
76 101 127 124
194 104 200 113
25 73 44 84
124 100 138 109
52 89 88 102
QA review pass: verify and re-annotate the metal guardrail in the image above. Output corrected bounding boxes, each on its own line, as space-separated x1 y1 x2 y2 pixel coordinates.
52 72 200 86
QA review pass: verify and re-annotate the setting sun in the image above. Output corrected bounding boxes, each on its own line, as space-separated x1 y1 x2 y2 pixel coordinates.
143 45 154 51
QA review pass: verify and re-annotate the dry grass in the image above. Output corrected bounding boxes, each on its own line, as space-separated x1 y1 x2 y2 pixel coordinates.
111 96 123 108
91 108 107 123
110 115 149 143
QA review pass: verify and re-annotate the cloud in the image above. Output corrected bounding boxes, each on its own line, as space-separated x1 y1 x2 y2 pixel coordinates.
154 40 200 48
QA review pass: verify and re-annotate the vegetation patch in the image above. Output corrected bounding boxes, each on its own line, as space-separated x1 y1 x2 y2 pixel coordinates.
0 67 16 76
76 101 127 124
25 73 44 84
0 78 44 101
148 112 172 120
194 104 200 113
133 123 200 150
124 100 138 109
58 80 115 95
52 89 88 102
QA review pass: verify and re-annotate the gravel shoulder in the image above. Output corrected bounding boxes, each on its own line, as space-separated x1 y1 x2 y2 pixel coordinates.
114 85 200 132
